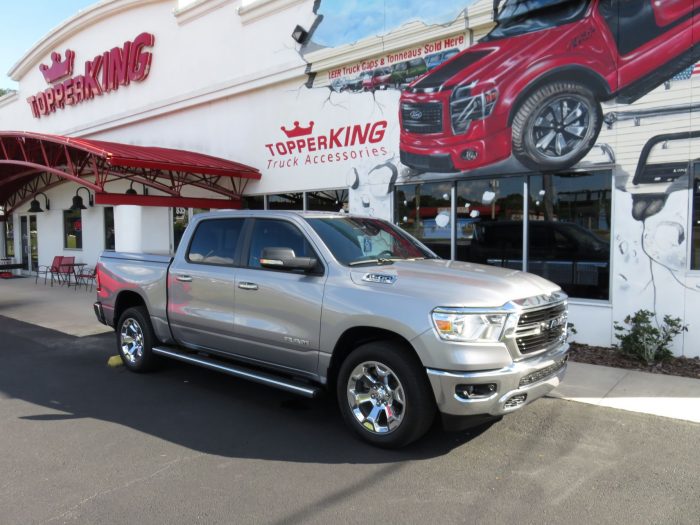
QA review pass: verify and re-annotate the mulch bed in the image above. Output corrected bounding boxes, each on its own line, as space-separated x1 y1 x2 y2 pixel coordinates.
569 343 700 380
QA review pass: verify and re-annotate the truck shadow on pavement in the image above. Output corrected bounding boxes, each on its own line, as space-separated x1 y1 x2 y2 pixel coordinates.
0 316 495 463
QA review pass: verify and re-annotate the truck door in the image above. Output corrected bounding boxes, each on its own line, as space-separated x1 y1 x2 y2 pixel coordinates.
596 0 696 91
233 218 325 374
167 217 245 352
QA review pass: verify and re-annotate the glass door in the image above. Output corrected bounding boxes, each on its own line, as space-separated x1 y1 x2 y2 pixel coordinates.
20 216 29 271
29 215 38 272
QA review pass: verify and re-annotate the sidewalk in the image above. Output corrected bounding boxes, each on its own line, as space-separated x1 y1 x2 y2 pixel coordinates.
551 361 700 424
1 276 698 423
0 276 111 337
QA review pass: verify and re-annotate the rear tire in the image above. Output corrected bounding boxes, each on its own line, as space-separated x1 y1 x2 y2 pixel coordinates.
116 306 158 372
337 341 435 448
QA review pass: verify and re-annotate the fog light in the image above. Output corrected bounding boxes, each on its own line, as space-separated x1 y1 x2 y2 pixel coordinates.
456 383 497 400
461 149 478 161
504 393 527 409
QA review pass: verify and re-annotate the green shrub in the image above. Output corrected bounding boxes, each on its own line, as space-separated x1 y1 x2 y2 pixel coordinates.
613 310 687 365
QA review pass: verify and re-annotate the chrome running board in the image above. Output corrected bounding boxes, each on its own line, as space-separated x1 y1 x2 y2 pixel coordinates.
152 346 321 398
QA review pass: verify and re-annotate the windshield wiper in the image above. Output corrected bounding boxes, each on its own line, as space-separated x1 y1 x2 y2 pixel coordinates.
348 257 395 266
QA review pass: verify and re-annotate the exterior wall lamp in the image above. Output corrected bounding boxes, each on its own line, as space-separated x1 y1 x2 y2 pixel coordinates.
291 25 308 44
70 187 94 211
125 181 148 195
28 192 50 213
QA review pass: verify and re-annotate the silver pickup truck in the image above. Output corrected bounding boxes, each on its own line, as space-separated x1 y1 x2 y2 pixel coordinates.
94 210 569 447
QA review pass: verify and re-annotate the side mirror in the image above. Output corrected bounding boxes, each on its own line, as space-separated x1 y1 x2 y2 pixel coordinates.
260 247 317 271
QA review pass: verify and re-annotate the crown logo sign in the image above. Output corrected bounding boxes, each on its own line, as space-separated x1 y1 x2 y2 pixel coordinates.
281 121 315 138
39 50 75 84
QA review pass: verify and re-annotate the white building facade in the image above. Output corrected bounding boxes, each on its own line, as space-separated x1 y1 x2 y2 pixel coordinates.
1 0 699 357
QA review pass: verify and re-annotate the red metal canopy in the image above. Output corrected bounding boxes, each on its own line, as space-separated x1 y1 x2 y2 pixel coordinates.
0 131 261 215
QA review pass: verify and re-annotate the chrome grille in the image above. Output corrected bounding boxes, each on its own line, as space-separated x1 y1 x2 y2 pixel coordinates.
401 102 443 134
515 303 567 355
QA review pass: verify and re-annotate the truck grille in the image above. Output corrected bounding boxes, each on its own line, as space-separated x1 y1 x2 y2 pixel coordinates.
519 355 568 387
401 102 443 134
515 303 567 355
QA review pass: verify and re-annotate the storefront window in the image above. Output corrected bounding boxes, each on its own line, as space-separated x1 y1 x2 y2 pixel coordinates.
63 209 82 249
455 176 525 266
104 207 115 251
395 182 452 258
307 189 348 212
267 193 303 210
173 207 188 251
529 171 611 299
4 215 14 258
692 175 700 270
242 195 265 209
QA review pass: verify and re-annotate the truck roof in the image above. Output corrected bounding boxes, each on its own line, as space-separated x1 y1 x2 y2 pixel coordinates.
195 210 351 220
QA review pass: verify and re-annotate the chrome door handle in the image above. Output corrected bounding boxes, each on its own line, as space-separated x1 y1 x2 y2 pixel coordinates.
238 282 258 290
175 275 192 282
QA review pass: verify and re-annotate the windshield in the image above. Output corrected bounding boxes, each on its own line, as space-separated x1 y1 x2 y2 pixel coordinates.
484 0 590 41
306 217 436 266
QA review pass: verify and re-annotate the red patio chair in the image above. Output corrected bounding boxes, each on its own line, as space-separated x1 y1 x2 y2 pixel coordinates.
35 256 64 286
57 256 75 286
75 266 97 292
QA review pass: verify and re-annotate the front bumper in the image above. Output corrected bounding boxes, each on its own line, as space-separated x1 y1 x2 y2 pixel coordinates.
426 343 569 416
399 125 512 172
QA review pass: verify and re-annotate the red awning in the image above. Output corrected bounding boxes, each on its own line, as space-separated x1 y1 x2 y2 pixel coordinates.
0 131 261 214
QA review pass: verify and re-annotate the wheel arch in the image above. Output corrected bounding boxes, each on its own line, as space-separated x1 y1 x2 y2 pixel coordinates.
114 290 148 327
507 66 611 126
326 327 422 390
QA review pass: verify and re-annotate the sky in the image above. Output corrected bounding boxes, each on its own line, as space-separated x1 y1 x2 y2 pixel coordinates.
313 0 475 48
0 0 97 90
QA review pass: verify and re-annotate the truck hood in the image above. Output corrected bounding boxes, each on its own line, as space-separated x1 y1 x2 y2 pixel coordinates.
349 258 561 308
409 30 564 92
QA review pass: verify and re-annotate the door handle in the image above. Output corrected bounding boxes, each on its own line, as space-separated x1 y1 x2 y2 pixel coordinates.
238 282 258 290
175 275 192 282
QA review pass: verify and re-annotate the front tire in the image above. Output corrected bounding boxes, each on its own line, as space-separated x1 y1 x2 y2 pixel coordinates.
337 341 435 448
511 81 602 171
116 306 158 372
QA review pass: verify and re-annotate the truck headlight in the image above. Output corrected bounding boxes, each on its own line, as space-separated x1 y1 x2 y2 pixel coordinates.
431 309 508 342
450 86 498 134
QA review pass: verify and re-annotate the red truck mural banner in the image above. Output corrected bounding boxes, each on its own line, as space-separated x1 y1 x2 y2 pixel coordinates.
399 0 700 174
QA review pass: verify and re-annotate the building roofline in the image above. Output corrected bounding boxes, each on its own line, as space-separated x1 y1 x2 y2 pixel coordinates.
8 0 166 81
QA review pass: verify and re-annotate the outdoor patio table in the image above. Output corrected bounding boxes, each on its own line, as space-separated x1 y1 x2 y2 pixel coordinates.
61 262 87 287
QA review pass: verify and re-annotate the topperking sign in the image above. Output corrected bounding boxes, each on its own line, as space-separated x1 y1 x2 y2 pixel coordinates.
27 32 155 119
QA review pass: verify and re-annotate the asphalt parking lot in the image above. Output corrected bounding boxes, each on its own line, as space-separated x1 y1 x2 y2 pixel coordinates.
1 315 699 525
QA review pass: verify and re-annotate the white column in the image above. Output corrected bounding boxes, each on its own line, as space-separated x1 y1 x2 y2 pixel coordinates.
114 206 143 253
141 207 171 253
114 205 172 254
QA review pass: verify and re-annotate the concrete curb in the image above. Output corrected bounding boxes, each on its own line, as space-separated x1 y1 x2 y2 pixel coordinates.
550 362 700 424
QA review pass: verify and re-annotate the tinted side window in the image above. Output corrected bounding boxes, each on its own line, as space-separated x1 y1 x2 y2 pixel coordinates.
248 219 316 269
187 219 244 266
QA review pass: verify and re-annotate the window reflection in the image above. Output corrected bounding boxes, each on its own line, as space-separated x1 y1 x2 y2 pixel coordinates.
395 182 453 259
307 189 348 212
456 176 524 266
267 193 303 210
529 171 611 299
692 174 700 269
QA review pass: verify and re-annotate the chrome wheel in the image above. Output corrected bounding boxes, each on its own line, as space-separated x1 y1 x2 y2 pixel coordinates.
530 95 591 159
346 361 406 434
120 318 144 364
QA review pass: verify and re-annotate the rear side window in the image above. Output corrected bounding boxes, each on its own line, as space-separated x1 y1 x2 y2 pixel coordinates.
187 219 244 266
248 219 316 269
